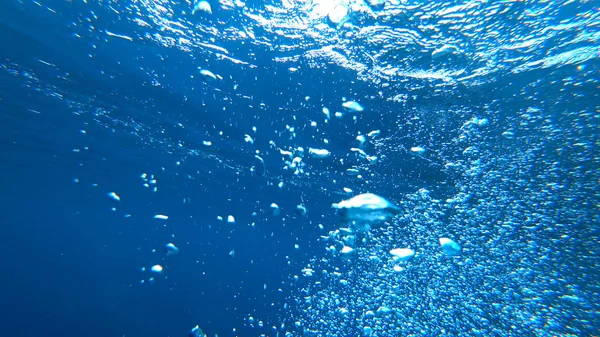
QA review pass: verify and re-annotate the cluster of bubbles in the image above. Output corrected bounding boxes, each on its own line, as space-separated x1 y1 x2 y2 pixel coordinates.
285 105 599 336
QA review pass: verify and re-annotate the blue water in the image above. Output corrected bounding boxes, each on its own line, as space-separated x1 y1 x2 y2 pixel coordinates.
1 0 599 336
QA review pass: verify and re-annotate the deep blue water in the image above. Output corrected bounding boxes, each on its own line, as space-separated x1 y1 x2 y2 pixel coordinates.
1 0 599 337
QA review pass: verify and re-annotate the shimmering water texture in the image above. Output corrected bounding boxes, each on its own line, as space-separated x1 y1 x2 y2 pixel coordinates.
1 0 598 336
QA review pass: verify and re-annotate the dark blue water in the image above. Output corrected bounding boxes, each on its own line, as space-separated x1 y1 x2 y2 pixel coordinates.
1 0 599 337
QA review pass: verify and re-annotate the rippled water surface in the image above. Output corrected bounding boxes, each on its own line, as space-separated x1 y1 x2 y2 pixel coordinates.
0 0 598 336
